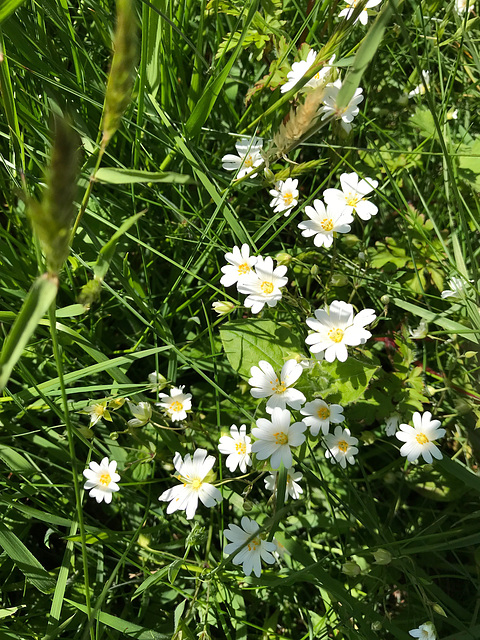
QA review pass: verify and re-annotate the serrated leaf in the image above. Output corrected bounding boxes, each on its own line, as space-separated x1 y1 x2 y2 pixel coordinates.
410 107 436 138
309 356 379 404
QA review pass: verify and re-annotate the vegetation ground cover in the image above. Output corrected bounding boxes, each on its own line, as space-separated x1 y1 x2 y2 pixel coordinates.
0 1 480 639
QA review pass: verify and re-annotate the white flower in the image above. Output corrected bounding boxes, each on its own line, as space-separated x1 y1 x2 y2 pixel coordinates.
300 399 345 437
157 386 192 422
323 171 379 221
409 319 428 340
218 424 252 473
281 50 336 94
324 426 359 468
212 301 236 315
339 0 382 25
269 178 299 215
221 136 263 179
81 401 112 427
237 256 288 314
127 401 152 428
305 300 376 362
264 466 303 500
252 407 307 469
220 244 258 288
223 516 277 577
408 71 430 97
319 79 364 133
447 108 458 120
385 412 401 437
396 411 445 463
409 621 437 640
248 359 306 412
455 0 474 14
83 457 120 504
298 199 353 248
159 449 222 520
441 276 471 299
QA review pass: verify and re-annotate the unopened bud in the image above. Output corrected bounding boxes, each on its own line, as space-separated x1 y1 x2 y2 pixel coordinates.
310 265 319 276
373 549 392 565
212 301 235 316
330 272 348 287
264 167 275 182
110 431 119 440
109 397 126 410
342 561 361 577
276 252 292 266
380 294 390 305
242 499 254 512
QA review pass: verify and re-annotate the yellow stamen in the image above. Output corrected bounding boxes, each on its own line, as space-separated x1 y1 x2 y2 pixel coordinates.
337 440 348 453
244 154 253 168
247 536 261 551
261 281 274 294
272 380 287 394
99 472 111 486
321 218 334 232
283 192 294 205
345 192 360 207
238 262 250 274
191 478 202 490
317 407 330 420
328 328 344 343
235 442 247 455
416 433 429 445
170 401 183 413
274 431 288 445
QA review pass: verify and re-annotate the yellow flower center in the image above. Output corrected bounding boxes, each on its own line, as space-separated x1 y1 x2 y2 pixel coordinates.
235 442 247 455
321 218 334 231
416 432 429 445
99 472 111 486
345 192 360 207
283 192 294 205
328 328 344 343
247 536 261 551
274 431 288 445
170 401 183 413
272 378 287 394
238 261 250 274
244 154 253 168
191 478 202 490
94 405 106 416
337 440 349 453
261 281 274 294
317 407 330 420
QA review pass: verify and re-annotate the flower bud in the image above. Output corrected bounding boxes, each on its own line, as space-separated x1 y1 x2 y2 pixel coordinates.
341 561 361 577
310 265 319 276
109 397 126 410
110 431 119 440
212 301 235 316
276 252 292 266
330 272 348 287
373 548 392 565
380 294 390 305
263 167 275 182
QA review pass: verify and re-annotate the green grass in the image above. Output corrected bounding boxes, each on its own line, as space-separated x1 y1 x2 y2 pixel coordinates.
0 0 480 638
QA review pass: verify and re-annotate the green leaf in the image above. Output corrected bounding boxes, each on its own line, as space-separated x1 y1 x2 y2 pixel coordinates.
220 319 304 378
95 167 196 184
0 273 58 391
0 0 26 24
393 298 478 344
94 213 143 280
336 0 402 111
410 107 436 138
65 600 170 639
0 606 25 620
308 356 379 404
0 522 55 594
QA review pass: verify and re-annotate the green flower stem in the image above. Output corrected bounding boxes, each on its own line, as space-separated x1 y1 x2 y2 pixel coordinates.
47 302 94 640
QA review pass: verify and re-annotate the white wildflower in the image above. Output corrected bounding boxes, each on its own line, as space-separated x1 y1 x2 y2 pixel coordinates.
323 171 379 221
157 386 192 422
281 49 336 94
127 401 152 428
159 449 222 520
269 178 299 215
298 199 353 248
252 407 307 469
248 359 306 412
324 426 359 468
218 424 252 473
221 136 263 179
339 0 382 25
220 244 258 288
264 467 303 500
223 516 277 577
409 621 437 640
237 256 288 314
83 457 120 504
408 71 430 97
395 411 445 463
319 79 364 133
300 399 345 437
305 300 376 362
